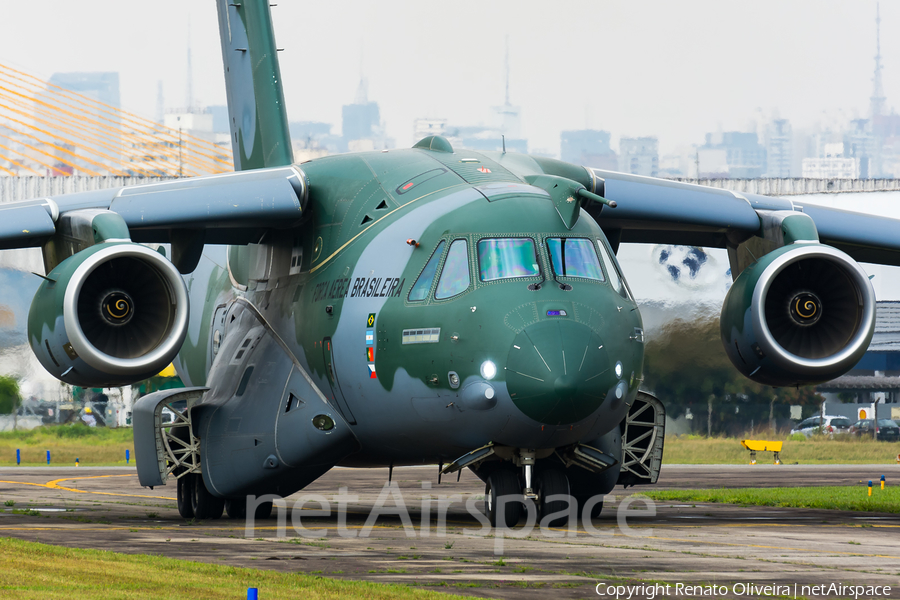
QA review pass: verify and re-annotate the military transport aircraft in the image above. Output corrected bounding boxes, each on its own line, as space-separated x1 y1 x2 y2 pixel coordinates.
2 0 897 527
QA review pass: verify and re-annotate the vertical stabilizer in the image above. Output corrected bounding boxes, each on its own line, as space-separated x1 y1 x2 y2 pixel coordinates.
215 0 292 171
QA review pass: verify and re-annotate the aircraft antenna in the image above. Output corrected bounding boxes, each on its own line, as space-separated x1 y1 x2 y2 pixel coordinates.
502 134 506 154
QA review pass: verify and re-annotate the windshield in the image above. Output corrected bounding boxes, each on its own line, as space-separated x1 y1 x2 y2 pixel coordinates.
435 239 470 299
546 238 604 280
478 238 540 281
878 419 897 427
408 241 445 302
831 418 851 428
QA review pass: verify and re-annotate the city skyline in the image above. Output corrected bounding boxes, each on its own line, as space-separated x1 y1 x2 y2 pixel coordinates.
0 1 896 157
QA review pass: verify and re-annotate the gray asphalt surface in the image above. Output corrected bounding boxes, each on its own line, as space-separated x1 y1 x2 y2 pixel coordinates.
0 465 897 599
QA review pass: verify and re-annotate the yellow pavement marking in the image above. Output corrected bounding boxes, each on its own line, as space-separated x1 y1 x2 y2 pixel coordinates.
0 475 175 501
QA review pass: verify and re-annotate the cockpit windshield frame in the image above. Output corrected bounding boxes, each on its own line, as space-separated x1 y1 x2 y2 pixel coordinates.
545 237 606 282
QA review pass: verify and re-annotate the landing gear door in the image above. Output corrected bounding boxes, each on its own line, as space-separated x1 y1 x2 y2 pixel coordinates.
276 366 360 469
323 337 356 424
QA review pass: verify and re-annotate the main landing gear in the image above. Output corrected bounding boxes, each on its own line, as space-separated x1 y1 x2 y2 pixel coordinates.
176 473 274 521
176 473 224 520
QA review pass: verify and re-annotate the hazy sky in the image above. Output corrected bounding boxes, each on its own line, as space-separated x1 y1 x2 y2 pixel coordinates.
0 1 896 155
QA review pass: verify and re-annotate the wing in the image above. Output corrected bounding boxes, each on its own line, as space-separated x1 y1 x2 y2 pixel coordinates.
0 165 307 250
588 169 900 266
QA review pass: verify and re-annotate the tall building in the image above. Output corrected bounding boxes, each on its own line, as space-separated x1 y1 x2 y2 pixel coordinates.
698 132 766 178
36 72 122 175
802 142 859 179
341 78 392 152
560 129 617 170
618 137 659 177
48 72 120 108
844 119 874 178
764 119 792 177
289 121 341 161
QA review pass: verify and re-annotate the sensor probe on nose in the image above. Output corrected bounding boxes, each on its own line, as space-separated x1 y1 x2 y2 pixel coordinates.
576 188 617 208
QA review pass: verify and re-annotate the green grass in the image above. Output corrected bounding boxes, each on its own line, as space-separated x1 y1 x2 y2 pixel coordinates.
0 424 133 466
0 537 477 600
664 434 900 465
1 426 898 467
645 485 900 513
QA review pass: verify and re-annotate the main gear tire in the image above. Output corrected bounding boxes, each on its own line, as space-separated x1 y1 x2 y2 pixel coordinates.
190 474 224 520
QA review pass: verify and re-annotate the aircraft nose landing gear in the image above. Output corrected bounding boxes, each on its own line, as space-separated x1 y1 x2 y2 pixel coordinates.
482 449 573 528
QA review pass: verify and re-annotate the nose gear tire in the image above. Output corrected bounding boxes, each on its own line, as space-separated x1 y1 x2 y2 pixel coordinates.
574 494 604 520
485 470 523 528
535 469 570 527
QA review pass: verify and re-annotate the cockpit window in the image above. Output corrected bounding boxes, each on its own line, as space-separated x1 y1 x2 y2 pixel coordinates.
408 240 445 302
546 238 605 280
435 239 470 299
477 238 540 281
596 239 631 299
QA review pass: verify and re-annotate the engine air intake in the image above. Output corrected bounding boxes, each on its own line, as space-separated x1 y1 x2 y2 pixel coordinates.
762 257 863 360
29 243 189 387
720 244 875 387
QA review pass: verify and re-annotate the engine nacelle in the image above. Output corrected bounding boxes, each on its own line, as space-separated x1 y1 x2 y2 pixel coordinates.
720 243 875 387
28 243 189 387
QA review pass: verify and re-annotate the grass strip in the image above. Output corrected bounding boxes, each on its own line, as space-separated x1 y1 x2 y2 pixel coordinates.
644 485 900 513
0 537 476 600
0 424 133 466
663 435 900 465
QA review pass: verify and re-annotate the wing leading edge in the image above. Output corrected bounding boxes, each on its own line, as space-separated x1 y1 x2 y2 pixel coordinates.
0 166 307 250
589 169 900 267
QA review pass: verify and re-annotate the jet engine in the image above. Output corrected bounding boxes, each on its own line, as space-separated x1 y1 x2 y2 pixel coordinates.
28 243 189 387
720 243 875 387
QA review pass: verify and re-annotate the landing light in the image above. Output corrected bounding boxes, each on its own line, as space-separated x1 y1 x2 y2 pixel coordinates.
481 360 497 380
615 361 623 379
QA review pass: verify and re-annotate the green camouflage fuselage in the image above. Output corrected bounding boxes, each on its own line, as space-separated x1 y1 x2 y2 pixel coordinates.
175 146 644 466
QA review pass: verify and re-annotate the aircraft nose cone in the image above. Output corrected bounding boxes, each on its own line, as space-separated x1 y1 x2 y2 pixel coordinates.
554 374 577 398
506 320 612 425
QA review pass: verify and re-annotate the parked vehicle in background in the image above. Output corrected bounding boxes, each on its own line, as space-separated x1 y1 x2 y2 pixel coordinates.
790 416 853 438
849 419 900 441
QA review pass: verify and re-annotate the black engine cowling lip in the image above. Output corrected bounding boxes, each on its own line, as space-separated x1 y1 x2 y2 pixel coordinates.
62 243 190 377
750 244 875 376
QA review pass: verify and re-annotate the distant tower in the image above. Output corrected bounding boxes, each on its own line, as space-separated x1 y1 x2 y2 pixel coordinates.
186 18 194 111
870 2 886 120
504 35 510 107
155 80 164 124
491 36 522 139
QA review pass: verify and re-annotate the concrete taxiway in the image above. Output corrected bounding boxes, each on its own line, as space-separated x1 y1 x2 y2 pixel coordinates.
0 465 897 599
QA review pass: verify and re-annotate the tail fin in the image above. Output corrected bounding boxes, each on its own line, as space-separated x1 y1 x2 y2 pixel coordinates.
215 0 292 171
